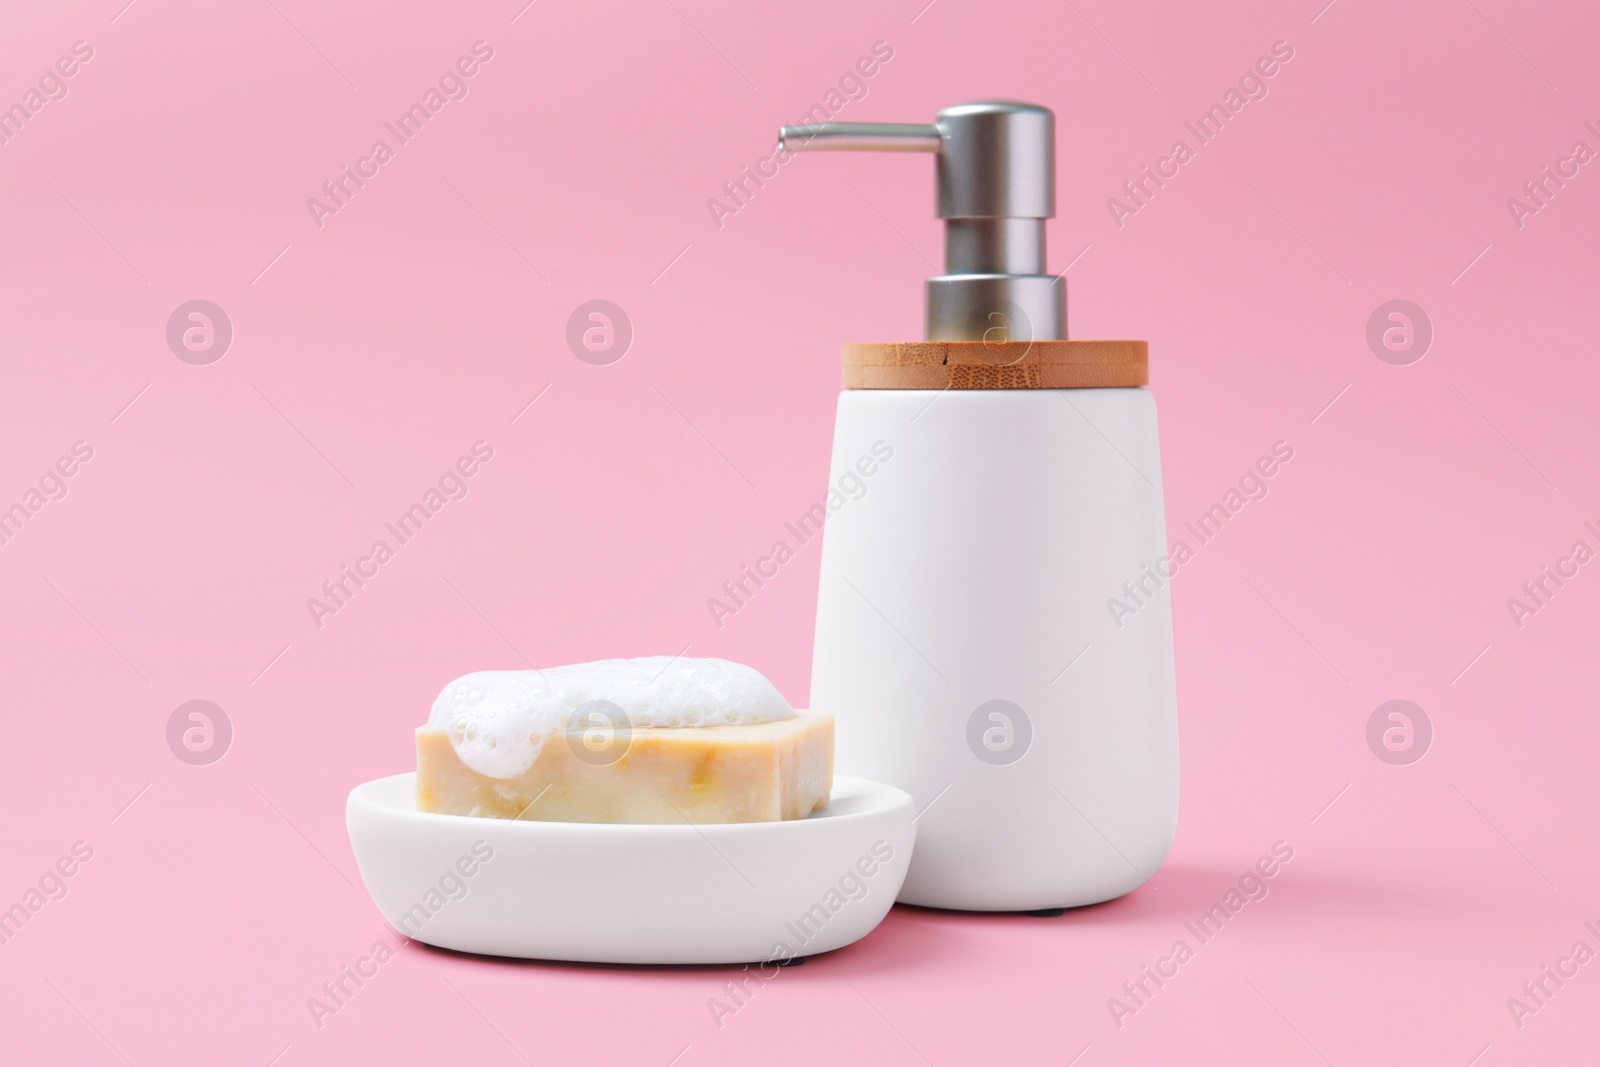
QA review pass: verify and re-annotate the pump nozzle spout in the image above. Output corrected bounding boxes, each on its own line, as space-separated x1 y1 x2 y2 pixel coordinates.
779 101 1065 343
779 123 941 152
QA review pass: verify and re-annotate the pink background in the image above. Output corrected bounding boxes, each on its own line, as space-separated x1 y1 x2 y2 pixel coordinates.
2 0 1597 1063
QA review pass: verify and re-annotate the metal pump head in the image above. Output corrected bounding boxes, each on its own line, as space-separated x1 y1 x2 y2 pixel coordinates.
780 101 1064 342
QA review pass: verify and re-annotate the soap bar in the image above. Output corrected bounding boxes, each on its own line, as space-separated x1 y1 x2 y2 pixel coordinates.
416 711 833 824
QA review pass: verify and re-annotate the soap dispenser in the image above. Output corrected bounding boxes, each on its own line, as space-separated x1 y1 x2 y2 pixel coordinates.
788 102 1178 911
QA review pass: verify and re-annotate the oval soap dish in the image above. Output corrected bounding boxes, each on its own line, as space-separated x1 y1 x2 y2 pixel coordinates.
346 774 916 965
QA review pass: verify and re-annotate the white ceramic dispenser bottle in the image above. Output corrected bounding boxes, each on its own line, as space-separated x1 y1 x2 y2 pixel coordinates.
785 103 1178 911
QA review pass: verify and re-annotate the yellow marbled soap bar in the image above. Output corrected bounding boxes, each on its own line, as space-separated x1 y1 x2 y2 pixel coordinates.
416 711 833 824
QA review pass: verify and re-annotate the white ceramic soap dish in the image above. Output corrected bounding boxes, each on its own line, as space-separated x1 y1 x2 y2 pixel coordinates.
346 774 916 965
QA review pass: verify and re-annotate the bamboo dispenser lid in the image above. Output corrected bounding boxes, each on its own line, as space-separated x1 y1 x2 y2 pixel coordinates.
842 340 1148 390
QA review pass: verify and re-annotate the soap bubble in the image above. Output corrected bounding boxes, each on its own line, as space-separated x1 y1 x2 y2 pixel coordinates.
430 659 792 779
